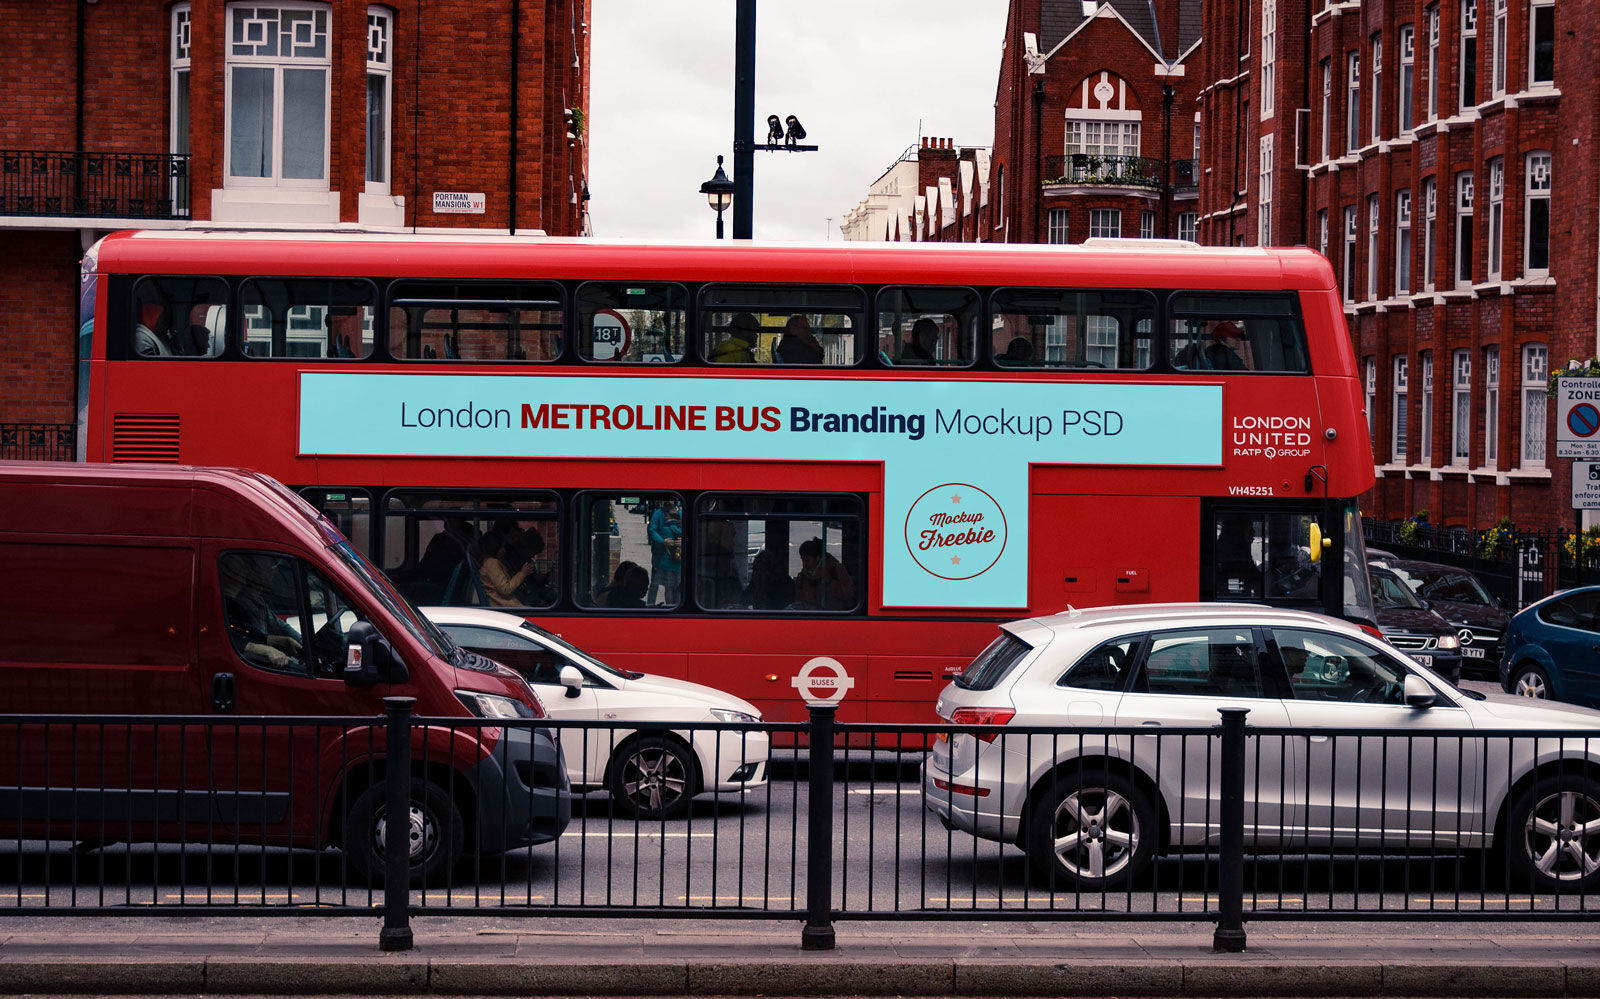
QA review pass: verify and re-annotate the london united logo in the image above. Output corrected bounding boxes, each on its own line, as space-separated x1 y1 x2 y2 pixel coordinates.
904 483 1008 581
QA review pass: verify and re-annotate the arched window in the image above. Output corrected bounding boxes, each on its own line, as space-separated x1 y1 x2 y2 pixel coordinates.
1063 71 1142 162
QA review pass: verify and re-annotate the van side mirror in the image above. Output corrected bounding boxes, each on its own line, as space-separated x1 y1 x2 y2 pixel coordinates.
1403 674 1436 709
559 664 584 698
345 620 407 687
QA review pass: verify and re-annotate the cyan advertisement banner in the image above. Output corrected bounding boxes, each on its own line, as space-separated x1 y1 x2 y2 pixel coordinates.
299 373 1221 608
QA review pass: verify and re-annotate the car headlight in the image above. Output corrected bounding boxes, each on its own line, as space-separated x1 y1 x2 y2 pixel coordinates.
710 708 760 724
456 690 537 719
1436 634 1461 650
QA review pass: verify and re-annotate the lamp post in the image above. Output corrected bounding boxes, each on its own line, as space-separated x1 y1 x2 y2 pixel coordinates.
700 155 735 240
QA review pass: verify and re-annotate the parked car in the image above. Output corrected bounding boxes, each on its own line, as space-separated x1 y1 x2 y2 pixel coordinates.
924 603 1600 893
424 607 769 819
1500 586 1600 706
1368 557 1509 679
1368 565 1463 683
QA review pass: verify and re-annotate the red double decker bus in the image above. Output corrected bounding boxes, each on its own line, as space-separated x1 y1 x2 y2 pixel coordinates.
77 231 1376 724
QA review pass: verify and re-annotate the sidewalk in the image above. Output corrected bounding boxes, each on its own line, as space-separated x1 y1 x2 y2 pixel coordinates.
3 916 1600 996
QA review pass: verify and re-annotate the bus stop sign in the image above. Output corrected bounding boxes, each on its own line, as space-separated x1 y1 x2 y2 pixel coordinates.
792 657 854 706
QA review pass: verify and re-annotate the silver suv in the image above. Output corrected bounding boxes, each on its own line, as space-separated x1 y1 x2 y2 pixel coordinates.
924 603 1600 893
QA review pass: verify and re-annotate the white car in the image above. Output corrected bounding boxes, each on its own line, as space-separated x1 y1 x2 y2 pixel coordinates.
924 602 1600 893
424 607 768 820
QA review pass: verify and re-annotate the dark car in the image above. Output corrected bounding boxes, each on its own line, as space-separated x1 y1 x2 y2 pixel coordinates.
1371 558 1510 679
1368 565 1463 683
1500 586 1600 706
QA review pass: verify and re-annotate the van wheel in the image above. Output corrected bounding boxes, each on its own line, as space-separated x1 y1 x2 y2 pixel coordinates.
342 778 463 887
1507 776 1600 894
1027 772 1155 891
1511 664 1550 699
610 736 696 820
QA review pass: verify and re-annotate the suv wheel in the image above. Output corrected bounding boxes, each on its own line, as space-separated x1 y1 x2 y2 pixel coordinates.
1508 776 1600 894
1027 771 1155 891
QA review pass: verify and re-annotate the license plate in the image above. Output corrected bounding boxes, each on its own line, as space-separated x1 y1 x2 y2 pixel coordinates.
1463 647 1486 659
1414 654 1433 666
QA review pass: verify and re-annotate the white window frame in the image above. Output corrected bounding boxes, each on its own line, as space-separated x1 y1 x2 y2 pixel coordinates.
1261 0 1277 119
1365 357 1378 445
1529 0 1555 89
1178 211 1198 242
365 6 392 191
1047 207 1070 244
1089 208 1122 238
1399 25 1415 134
1366 194 1380 301
1064 112 1142 159
1452 349 1472 465
1343 206 1359 303
1395 189 1412 295
1525 152 1551 276
1521 344 1547 469
1347 51 1361 151
1371 34 1384 143
1485 347 1500 464
1320 60 1332 161
1140 210 1155 239
1490 0 1507 99
1420 351 1434 463
1423 177 1438 291
1460 0 1478 111
1487 158 1504 280
223 2 333 189
1258 135 1273 245
1318 209 1329 260
1393 355 1410 461
171 4 192 160
1455 171 1475 288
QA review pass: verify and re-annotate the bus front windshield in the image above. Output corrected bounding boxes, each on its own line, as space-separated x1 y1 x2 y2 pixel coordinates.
1342 502 1376 625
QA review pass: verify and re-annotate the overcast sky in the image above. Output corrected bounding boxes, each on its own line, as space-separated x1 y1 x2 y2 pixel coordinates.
588 1 1009 242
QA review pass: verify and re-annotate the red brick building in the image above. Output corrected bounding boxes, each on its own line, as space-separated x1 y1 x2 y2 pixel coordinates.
1 0 589 449
1199 0 1595 533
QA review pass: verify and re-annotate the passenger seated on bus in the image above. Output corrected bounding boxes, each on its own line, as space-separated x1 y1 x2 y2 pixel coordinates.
776 315 824 364
134 301 173 356
709 312 760 363
793 537 856 611
902 318 938 364
480 532 542 608
697 519 747 607
996 336 1033 365
743 548 794 609
419 517 478 604
596 561 649 608
327 306 362 359
1174 320 1248 371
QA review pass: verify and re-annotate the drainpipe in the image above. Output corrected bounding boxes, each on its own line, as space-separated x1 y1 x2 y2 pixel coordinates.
509 0 519 235
1033 78 1044 244
412 0 422 231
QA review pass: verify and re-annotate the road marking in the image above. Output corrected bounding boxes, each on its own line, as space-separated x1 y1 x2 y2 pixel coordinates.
579 830 716 839
848 788 922 795
681 895 793 903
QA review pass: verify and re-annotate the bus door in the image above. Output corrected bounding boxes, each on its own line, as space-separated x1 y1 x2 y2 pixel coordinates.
1201 500 1355 621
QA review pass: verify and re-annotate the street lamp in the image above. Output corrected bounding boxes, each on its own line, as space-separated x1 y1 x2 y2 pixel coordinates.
699 155 735 240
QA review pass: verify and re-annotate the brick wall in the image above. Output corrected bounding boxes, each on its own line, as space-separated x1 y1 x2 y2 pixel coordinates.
0 233 80 424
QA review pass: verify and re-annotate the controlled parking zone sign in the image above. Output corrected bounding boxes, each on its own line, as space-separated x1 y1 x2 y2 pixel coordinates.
1556 378 1600 458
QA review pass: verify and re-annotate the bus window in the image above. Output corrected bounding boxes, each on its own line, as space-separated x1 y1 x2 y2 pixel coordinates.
1168 292 1309 373
699 284 865 366
1209 508 1324 605
575 493 682 611
300 488 373 553
876 286 979 367
989 288 1156 369
387 280 563 362
693 494 863 613
575 281 687 363
381 491 559 609
130 276 227 358
239 278 377 359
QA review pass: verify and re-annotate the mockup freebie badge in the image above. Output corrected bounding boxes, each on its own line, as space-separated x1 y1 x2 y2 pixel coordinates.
904 483 1007 580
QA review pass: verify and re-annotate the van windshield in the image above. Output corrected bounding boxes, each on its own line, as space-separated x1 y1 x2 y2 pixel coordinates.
331 541 452 658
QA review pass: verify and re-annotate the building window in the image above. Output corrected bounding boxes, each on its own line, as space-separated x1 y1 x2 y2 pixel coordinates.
1320 60 1332 160
1529 0 1555 88
1487 158 1504 280
1460 0 1478 110
1261 0 1276 119
1525 152 1551 275
1490 0 1507 98
1258 136 1273 245
1065 116 1141 159
1420 351 1434 463
1485 347 1500 464
1346 51 1361 151
225 3 332 187
1178 211 1198 242
1452 349 1472 464
1423 177 1437 291
1318 209 1329 259
1089 209 1121 238
171 5 191 163
1426 5 1440 121
1193 115 1202 171
1395 189 1412 295
1371 34 1383 142
1140 210 1155 239
365 7 392 188
1342 206 1358 303
1396 26 1416 135
1366 195 1380 300
1455 171 1475 287
1365 357 1377 445
1521 344 1547 469
1393 355 1410 461
1047 207 1070 244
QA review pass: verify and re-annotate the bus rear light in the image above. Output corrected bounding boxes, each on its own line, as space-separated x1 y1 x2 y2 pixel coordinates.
949 707 1015 742
932 777 991 797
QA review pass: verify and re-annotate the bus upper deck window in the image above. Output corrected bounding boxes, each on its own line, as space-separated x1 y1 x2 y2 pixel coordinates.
1167 292 1310 373
988 288 1157 370
575 281 688 363
130 276 229 358
387 280 564 362
876 286 979 368
699 284 865 366
239 278 377 360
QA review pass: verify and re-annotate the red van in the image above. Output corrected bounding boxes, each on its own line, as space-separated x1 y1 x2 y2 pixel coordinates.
0 461 570 885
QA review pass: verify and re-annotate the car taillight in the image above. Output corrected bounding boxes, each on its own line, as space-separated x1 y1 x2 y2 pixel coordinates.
949 707 1015 742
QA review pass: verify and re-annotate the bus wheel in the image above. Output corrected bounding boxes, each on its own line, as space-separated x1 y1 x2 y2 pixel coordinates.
343 778 463 887
1027 772 1154 891
610 736 696 820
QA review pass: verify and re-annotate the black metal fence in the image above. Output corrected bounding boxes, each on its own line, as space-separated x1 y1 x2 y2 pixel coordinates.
4 703 1600 954
0 150 190 220
1363 517 1594 611
0 424 75 462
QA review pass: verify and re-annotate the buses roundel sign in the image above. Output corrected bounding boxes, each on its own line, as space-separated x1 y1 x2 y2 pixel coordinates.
791 657 854 705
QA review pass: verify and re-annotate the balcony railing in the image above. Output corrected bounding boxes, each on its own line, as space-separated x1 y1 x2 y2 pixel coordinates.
0 151 190 220
0 423 75 461
1042 154 1168 191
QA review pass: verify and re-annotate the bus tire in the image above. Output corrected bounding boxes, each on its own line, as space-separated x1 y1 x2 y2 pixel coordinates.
342 778 463 887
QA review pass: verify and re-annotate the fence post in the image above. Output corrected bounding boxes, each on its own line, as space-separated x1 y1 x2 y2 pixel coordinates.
379 696 415 952
801 703 837 951
1213 707 1248 953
